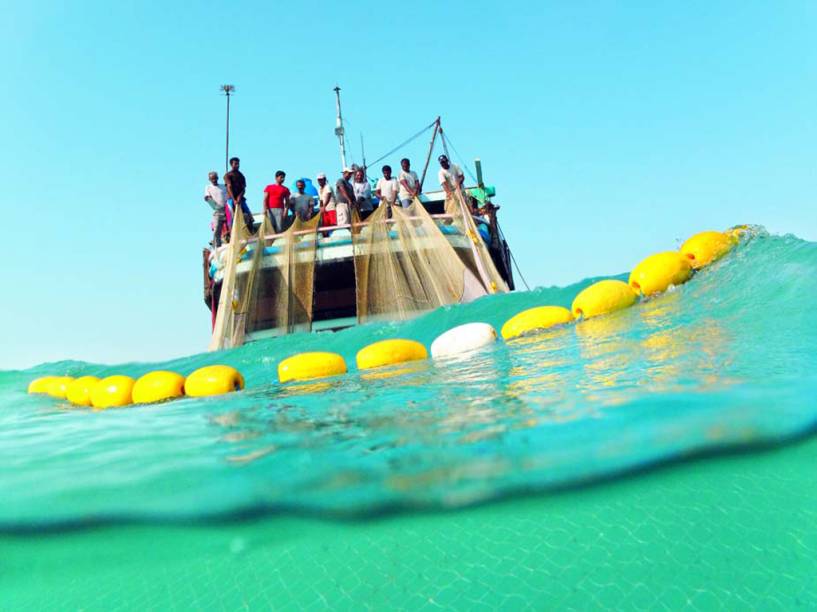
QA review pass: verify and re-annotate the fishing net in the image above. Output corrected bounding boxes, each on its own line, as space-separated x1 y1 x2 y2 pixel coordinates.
444 187 508 295
243 214 321 336
211 185 508 347
208 204 257 351
352 199 492 324
209 212 321 351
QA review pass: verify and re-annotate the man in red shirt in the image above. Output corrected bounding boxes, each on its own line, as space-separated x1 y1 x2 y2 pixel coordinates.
263 170 291 233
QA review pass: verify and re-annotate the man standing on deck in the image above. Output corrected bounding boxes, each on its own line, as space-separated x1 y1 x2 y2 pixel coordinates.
224 157 256 233
353 168 374 220
204 171 228 247
437 154 465 196
335 167 355 226
263 170 291 233
291 179 315 221
398 158 420 207
316 173 337 227
375 165 399 208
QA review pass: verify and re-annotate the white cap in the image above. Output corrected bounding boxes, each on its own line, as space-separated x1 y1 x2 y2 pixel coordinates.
342 167 353 173
317 172 326 180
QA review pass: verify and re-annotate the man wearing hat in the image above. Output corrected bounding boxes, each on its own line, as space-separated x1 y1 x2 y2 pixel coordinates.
316 173 337 227
437 154 465 196
335 167 355 226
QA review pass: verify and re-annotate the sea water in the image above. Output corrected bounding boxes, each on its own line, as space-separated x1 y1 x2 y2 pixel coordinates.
2 229 816 609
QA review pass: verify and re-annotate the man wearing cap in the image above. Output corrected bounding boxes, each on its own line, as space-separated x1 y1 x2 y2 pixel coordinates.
335 167 355 226
398 158 420 207
316 173 337 227
204 171 228 247
437 155 465 196
263 170 290 233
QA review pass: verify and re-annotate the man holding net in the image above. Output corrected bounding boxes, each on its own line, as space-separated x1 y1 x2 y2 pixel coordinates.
398 158 420 207
376 165 399 210
437 155 464 196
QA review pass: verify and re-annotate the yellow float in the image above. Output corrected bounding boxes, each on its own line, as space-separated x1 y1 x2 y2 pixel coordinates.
629 251 692 297
356 339 428 370
27 376 58 394
66 376 100 406
46 376 75 399
572 280 637 320
278 352 347 383
132 370 186 404
681 231 736 269
501 306 574 339
185 365 244 397
90 375 135 409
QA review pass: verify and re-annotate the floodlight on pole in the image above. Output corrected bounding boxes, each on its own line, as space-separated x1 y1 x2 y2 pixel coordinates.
221 84 235 173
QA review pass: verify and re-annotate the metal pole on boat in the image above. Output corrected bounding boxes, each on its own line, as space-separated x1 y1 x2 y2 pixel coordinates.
333 85 348 170
419 117 441 191
360 133 367 177
220 84 235 173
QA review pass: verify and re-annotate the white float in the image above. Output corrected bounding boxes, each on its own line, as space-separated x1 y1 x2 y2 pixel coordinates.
430 322 498 359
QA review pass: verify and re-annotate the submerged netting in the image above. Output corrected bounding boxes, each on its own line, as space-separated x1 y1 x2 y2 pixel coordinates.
352 200 498 324
209 212 321 350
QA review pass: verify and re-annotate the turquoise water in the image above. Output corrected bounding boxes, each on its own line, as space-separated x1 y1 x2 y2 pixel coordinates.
3 229 817 609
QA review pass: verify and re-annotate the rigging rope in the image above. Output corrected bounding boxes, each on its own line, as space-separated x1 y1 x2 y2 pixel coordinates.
510 246 531 291
495 219 530 291
367 120 438 168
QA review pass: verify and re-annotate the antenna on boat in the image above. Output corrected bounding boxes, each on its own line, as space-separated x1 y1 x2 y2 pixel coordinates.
333 85 348 170
360 132 367 177
220 84 235 173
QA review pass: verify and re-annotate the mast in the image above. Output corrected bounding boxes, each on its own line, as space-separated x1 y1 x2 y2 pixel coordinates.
333 85 347 170
220 84 235 173
419 117 441 192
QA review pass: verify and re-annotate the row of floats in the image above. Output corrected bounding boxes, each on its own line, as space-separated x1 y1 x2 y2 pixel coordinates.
28 229 741 409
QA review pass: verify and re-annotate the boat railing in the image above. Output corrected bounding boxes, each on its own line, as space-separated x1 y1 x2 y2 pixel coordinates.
216 213 459 253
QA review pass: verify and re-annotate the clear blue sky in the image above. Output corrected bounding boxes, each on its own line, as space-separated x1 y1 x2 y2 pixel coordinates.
2 1 815 369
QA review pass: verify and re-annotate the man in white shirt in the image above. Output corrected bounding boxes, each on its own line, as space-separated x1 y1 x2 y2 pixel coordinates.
375 165 400 208
397 158 420 208
437 155 465 196
204 171 228 247
316 172 338 227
